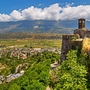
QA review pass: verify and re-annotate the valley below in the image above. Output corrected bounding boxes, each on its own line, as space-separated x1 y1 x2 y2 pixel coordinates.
0 34 61 90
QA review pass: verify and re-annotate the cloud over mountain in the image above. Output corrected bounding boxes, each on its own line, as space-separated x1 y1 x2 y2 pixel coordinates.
0 3 90 21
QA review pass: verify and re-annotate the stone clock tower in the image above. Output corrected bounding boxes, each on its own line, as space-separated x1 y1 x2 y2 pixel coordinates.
78 18 85 29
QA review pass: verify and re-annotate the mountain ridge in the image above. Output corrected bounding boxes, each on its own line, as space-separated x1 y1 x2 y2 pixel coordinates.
0 20 89 34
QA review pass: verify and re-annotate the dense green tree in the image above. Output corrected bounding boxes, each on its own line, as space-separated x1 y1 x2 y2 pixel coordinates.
8 83 21 90
0 51 60 90
16 75 29 90
0 83 8 90
38 71 49 85
26 80 45 90
54 50 87 90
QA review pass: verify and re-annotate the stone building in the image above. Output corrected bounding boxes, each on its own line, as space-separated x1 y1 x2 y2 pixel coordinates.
61 18 90 62
74 18 90 38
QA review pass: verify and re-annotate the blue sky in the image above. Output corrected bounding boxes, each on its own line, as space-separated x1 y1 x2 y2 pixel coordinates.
1 0 60 14
0 0 90 14
0 0 90 21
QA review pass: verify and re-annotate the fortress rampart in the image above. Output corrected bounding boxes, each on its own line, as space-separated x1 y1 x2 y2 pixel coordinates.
61 18 90 62
61 34 82 62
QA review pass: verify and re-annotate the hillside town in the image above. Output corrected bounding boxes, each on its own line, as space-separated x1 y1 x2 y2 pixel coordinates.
0 47 61 84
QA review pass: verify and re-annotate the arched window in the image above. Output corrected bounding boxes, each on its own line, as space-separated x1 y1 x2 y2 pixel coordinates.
79 21 81 23
83 21 84 23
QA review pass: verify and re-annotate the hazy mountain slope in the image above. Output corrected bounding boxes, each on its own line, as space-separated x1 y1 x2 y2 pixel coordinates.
0 20 89 34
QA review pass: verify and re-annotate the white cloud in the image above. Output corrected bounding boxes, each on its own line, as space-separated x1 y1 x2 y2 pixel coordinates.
42 3 62 20
10 10 24 20
0 14 10 21
22 6 43 20
59 5 90 20
0 3 90 21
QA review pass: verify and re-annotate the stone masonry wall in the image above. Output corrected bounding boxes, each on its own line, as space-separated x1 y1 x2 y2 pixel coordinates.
60 34 82 63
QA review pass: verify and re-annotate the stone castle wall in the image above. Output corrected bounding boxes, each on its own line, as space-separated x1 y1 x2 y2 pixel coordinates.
61 29 90 62
74 29 90 38
61 18 90 62
60 34 82 63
